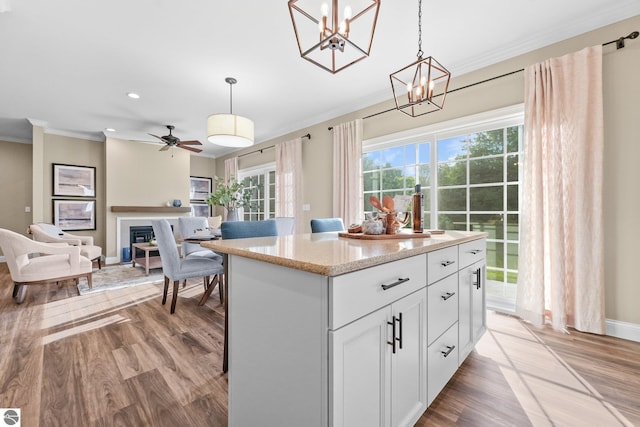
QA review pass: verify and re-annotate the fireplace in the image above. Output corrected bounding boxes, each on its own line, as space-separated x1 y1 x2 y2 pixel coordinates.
129 224 173 258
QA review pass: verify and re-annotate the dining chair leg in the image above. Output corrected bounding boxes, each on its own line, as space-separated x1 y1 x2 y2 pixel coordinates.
162 276 169 305
170 280 180 314
183 279 187 288
218 274 224 303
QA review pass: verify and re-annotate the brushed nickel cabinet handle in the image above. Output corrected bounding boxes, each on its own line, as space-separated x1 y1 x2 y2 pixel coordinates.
381 277 410 291
441 292 455 301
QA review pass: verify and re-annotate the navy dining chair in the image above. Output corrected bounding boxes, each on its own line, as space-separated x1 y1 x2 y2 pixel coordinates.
310 217 345 233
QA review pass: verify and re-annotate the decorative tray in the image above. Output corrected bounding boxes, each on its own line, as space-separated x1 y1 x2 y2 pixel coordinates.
338 230 432 240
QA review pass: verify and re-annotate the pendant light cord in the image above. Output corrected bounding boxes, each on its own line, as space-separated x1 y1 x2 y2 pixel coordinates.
417 0 423 58
229 82 233 114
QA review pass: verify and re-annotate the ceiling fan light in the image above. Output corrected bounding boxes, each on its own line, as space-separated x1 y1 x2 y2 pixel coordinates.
207 114 254 147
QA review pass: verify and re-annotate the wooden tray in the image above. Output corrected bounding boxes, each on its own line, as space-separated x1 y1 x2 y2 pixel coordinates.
339 230 432 240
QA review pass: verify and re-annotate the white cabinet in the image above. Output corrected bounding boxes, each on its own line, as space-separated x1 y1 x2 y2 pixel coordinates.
330 289 427 427
458 239 487 364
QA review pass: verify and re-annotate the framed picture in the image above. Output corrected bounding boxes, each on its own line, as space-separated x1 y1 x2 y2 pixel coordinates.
190 176 212 201
191 202 212 218
53 199 96 231
53 163 96 197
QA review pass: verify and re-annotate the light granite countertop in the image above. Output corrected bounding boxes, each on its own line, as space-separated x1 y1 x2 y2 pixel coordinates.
201 230 487 277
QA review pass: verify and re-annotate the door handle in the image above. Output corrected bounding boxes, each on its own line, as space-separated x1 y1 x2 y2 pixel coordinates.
381 277 410 291
440 260 455 267
441 291 455 301
473 267 482 289
441 345 456 358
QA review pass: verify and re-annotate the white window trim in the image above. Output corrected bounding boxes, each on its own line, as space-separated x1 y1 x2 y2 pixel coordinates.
238 162 276 220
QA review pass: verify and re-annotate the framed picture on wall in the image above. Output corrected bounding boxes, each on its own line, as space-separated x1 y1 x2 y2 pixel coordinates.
53 199 96 231
52 163 96 197
190 176 212 201
191 202 211 218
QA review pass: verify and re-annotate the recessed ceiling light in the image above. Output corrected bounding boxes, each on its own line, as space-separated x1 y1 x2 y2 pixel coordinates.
127 92 140 99
105 128 116 132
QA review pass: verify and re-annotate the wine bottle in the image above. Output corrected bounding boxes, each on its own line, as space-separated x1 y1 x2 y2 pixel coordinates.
412 184 423 233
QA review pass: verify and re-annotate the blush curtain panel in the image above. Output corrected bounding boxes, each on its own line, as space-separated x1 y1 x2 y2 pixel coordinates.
332 119 363 227
275 138 303 233
223 156 239 221
517 45 605 334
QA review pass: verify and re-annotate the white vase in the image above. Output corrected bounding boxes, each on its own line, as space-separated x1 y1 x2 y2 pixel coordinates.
226 209 240 222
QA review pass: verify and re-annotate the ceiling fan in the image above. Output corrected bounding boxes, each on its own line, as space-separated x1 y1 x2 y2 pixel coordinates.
148 125 202 153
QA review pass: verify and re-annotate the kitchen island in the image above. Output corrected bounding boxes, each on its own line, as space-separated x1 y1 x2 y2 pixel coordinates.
202 230 487 427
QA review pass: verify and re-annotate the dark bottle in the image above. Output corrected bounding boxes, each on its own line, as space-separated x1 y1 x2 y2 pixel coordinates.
412 184 424 233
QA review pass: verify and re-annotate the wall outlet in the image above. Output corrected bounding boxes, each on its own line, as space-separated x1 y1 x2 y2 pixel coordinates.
302 204 310 211
25 206 31 213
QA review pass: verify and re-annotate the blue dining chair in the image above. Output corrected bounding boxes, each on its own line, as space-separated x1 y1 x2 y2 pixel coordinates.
221 219 278 240
152 220 224 314
310 217 345 233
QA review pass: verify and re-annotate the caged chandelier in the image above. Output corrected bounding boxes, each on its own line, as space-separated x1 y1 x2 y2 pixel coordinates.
288 0 380 74
389 0 451 117
207 77 254 148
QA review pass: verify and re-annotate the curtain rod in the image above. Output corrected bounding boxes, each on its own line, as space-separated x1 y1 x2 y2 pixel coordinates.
328 30 638 130
237 133 310 158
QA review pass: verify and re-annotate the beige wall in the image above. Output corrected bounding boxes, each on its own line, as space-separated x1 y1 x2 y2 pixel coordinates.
42 134 106 249
0 140 33 254
190 155 217 179
215 15 640 324
104 138 191 258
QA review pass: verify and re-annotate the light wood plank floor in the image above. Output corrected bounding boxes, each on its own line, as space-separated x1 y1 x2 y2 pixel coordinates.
1 263 638 426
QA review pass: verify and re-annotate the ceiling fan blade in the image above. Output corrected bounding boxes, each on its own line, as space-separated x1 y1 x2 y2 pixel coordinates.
159 145 171 151
178 140 202 146
179 145 202 153
148 133 167 141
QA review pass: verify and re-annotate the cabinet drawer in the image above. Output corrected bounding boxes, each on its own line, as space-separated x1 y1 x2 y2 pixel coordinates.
427 246 458 284
330 254 427 330
427 322 459 405
427 273 458 345
459 238 486 268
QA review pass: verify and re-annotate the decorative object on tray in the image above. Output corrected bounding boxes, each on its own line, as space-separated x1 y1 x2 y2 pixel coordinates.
365 195 411 235
362 213 384 235
338 229 432 240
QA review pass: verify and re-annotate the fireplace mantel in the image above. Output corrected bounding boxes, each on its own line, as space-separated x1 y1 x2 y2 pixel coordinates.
110 206 191 213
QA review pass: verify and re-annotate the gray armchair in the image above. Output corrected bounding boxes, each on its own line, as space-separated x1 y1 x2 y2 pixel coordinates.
152 220 224 314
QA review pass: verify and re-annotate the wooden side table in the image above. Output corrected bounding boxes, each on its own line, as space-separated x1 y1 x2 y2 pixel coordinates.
131 242 162 275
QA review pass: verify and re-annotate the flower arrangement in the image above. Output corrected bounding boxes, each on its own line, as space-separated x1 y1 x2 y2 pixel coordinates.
205 176 252 212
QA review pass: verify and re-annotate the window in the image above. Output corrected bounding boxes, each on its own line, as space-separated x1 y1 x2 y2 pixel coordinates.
239 164 276 221
363 106 523 310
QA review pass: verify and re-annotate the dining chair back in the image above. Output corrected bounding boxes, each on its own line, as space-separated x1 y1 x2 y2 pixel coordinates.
221 219 278 240
310 217 345 233
178 216 222 261
152 220 224 313
274 217 296 236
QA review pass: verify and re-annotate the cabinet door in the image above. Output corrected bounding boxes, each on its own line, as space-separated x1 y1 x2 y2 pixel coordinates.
391 290 427 427
330 306 391 427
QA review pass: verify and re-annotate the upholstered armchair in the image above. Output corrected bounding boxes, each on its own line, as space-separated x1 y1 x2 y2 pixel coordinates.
0 228 93 304
28 223 103 269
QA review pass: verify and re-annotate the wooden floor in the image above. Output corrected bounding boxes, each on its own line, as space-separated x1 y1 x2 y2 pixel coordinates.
1 263 639 427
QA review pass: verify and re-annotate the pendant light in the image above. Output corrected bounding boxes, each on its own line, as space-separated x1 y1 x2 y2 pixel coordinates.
207 77 254 148
389 0 451 117
288 0 381 74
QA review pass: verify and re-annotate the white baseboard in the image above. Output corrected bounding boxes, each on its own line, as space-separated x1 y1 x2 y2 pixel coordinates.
0 256 5 263
606 319 640 343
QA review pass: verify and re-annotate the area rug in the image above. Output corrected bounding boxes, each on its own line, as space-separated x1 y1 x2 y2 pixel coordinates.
77 264 164 295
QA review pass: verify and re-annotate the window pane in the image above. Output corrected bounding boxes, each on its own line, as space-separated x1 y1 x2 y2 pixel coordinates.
404 166 416 189
423 213 431 229
487 269 504 282
507 184 518 211
438 188 466 211
507 243 519 270
469 129 503 157
437 136 467 162
438 161 466 186
270 199 275 214
363 171 380 192
507 154 519 182
418 142 430 163
507 271 518 284
469 157 503 184
507 126 520 153
382 168 405 190
363 152 380 170
418 164 430 187
381 146 404 167
405 144 416 165
507 214 518 241
470 214 503 239
470 186 503 211
438 213 466 230
486 241 504 268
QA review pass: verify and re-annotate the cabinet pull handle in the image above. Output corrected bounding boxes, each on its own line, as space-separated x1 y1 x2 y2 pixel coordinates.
441 292 455 301
440 260 455 267
381 277 410 291
441 345 456 358
387 316 397 354
397 312 403 350
473 267 482 290
469 249 483 255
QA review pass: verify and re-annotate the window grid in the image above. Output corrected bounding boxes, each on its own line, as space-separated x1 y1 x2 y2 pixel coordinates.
239 166 276 221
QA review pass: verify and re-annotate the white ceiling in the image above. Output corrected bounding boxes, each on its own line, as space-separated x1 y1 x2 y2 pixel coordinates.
0 1 638 158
